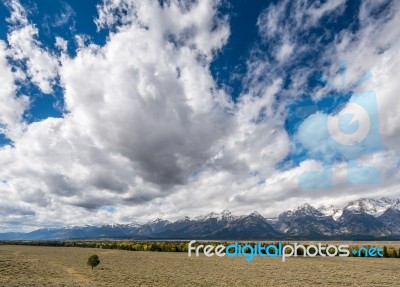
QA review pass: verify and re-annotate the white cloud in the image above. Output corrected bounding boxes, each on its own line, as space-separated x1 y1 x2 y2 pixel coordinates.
257 0 346 63
1 0 400 231
6 0 60 94
276 40 294 62
325 0 400 154
55 36 68 53
0 41 28 139
5 0 28 26
237 0 400 215
53 2 76 27
0 0 239 229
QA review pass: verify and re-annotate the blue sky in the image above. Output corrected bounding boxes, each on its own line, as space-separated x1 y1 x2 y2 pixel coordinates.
0 0 400 231
0 0 365 150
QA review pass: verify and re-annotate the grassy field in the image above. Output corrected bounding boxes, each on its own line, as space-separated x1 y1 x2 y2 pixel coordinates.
0 245 399 287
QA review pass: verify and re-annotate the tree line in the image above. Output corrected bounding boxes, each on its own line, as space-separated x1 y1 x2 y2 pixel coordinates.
1 240 399 258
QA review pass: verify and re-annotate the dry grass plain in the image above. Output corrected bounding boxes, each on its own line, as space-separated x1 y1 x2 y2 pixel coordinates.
0 245 399 287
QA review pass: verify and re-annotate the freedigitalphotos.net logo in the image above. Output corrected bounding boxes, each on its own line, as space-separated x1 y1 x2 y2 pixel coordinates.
187 241 384 262
289 62 382 189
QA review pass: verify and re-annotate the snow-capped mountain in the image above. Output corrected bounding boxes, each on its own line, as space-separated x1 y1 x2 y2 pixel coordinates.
275 203 339 237
176 216 191 222
135 218 171 236
318 205 343 220
344 197 400 216
283 203 325 218
318 198 400 221
194 210 237 222
1 197 400 240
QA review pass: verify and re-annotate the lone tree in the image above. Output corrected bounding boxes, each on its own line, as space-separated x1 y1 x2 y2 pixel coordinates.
87 254 100 270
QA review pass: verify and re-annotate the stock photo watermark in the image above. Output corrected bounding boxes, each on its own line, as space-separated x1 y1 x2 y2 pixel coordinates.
188 241 384 263
287 62 382 189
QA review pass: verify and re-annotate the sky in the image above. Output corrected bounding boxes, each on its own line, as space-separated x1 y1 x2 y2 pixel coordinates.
0 0 400 231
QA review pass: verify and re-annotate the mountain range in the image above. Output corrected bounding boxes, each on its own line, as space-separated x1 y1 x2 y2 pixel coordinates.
1 197 400 240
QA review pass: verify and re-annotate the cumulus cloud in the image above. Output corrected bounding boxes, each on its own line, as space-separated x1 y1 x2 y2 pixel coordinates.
0 41 28 139
1 0 239 230
332 0 400 154
237 0 400 213
0 0 400 231
5 0 60 94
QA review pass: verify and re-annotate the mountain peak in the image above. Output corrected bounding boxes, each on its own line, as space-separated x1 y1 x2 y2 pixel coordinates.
147 218 170 225
177 216 191 222
294 203 319 213
297 203 311 208
249 211 264 219
194 210 236 221
345 197 398 217
221 210 236 221
318 205 343 220
2 197 400 240
221 209 232 216
280 203 323 218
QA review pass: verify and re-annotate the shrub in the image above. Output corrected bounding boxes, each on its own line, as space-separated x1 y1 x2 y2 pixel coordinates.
87 254 100 269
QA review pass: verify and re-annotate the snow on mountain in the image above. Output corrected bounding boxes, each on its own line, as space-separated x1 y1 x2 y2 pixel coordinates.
176 216 191 222
221 210 237 221
147 218 171 225
344 197 400 217
317 197 400 220
248 211 264 219
64 224 95 230
283 203 324 218
127 223 142 228
194 210 237 221
318 205 343 221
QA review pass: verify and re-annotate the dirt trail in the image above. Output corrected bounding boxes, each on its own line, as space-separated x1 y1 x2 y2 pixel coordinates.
97 250 117 255
65 267 91 285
